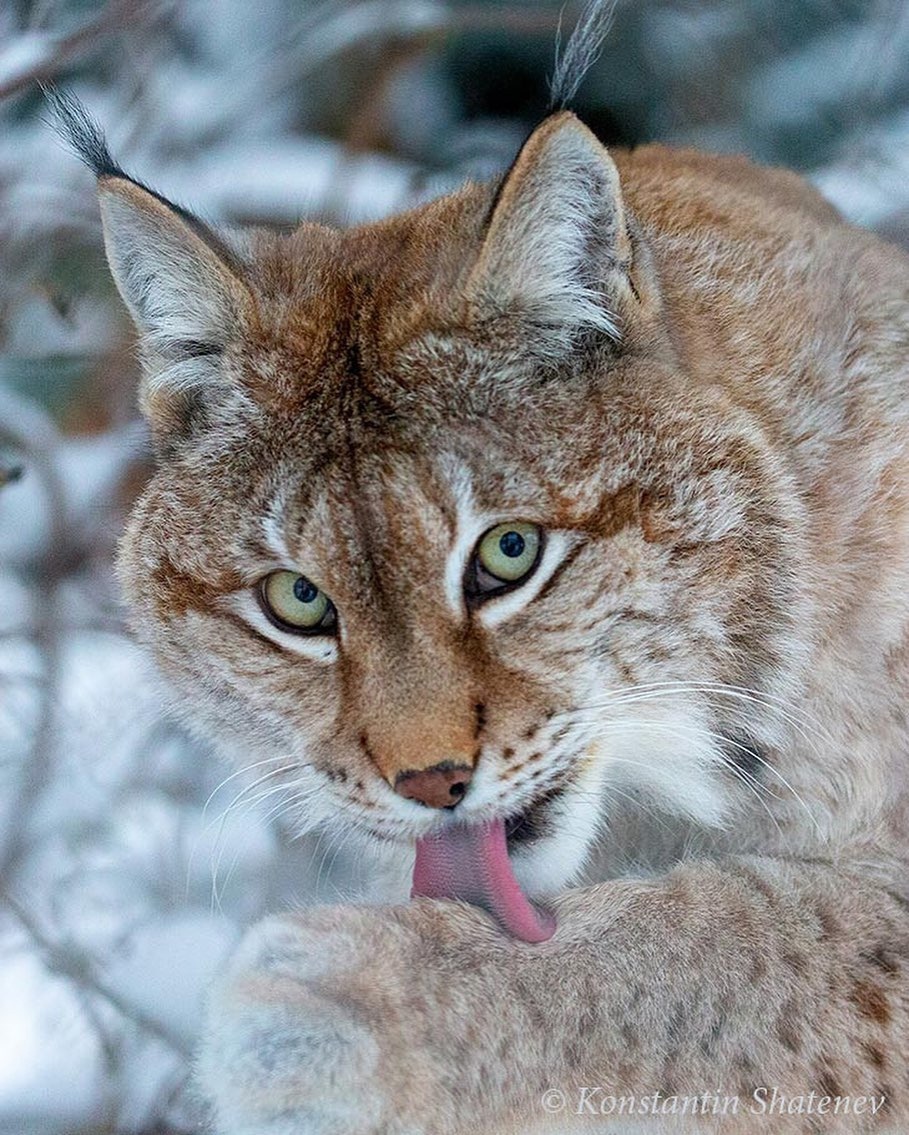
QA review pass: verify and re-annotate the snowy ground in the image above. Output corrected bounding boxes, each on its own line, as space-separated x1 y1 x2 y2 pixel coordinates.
2 1 909 1131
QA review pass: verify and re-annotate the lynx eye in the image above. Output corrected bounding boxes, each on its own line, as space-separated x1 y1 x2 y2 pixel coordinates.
470 521 543 597
259 571 336 634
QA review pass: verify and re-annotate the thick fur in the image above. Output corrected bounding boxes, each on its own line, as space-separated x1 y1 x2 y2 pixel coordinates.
80 97 909 1132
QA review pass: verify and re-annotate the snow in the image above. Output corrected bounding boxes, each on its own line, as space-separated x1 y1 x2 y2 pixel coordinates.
103 912 239 1047
0 33 53 89
0 949 107 1126
166 137 421 224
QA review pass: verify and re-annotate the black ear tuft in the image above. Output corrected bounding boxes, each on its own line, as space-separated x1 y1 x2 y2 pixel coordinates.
41 85 125 179
42 85 243 271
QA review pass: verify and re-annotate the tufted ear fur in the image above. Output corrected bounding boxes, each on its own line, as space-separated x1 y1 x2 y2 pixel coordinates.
45 87 251 444
466 111 634 354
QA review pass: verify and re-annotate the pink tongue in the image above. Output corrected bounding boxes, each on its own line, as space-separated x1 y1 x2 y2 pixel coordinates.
412 818 556 943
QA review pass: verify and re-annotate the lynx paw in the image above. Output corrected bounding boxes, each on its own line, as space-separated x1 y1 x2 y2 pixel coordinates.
197 902 497 1135
198 910 397 1134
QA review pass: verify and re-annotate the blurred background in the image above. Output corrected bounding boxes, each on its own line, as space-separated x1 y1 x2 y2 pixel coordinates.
1 1 908 1131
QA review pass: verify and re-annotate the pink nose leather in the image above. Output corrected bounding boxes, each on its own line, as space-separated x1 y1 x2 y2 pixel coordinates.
393 762 473 809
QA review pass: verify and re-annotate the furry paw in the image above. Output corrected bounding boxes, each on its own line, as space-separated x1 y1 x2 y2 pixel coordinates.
197 902 503 1135
199 909 397 1134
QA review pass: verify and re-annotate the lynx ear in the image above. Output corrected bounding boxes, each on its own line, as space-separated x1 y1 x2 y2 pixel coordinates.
97 177 251 430
44 88 249 441
467 111 632 352
97 177 246 356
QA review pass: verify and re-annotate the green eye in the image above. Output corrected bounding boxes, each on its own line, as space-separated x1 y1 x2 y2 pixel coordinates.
260 572 336 634
473 521 543 592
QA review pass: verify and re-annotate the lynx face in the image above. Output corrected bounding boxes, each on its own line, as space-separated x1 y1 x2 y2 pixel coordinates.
101 112 808 895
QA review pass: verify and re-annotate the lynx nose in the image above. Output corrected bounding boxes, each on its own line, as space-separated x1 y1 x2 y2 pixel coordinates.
393 761 473 809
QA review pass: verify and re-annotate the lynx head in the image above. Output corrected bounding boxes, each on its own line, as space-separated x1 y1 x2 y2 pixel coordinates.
53 91 807 896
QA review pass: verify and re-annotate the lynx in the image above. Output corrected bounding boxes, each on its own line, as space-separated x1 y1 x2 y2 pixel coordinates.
49 7 909 1131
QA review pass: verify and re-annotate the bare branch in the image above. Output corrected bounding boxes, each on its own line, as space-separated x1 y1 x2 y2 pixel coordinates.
1 888 194 1061
0 0 159 101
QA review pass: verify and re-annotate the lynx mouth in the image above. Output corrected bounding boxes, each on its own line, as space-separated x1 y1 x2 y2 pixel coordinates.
504 783 566 845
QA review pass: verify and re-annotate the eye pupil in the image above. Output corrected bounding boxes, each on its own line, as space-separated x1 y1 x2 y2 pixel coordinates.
293 576 319 604
499 531 525 558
